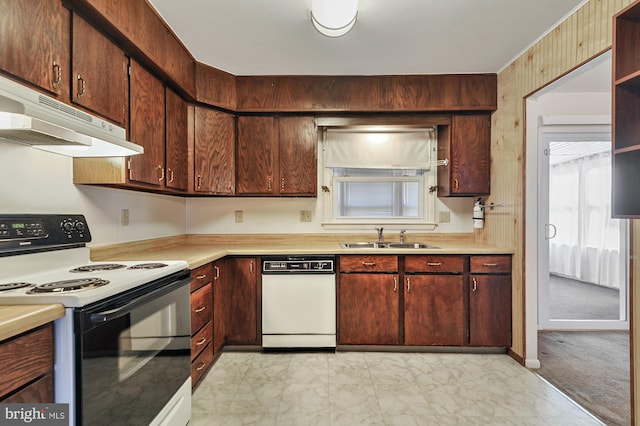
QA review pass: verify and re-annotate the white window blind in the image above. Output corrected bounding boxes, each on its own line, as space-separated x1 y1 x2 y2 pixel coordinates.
323 128 435 169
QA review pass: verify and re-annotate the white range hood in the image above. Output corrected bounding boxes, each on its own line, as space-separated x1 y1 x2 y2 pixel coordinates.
0 74 143 157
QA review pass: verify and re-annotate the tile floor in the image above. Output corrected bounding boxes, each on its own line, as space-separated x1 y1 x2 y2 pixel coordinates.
191 351 603 426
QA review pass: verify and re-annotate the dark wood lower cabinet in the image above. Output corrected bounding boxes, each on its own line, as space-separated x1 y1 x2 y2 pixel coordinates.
404 275 465 346
225 257 259 344
469 274 512 347
338 274 399 345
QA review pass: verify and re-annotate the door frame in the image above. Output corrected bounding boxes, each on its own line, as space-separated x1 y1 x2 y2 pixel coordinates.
537 123 629 330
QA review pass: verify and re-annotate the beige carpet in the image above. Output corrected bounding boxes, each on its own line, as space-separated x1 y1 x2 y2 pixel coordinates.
536 330 630 426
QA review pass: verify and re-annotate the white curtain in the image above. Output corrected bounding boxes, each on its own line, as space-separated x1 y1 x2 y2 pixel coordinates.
549 150 621 288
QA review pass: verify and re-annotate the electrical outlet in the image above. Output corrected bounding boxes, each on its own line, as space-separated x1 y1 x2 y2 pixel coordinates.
438 210 450 223
300 210 312 222
234 210 244 223
121 209 130 226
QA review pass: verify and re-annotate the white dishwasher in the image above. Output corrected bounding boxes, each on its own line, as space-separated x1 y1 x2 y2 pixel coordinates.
262 256 336 348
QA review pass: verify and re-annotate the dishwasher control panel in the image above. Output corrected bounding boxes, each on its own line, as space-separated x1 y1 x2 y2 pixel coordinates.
262 256 335 274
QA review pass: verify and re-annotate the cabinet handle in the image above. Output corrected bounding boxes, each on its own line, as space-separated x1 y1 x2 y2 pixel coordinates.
427 262 442 266
393 276 397 292
197 175 202 189
194 305 206 313
158 165 165 182
76 74 86 99
196 362 206 371
214 265 220 279
196 274 207 280
472 277 477 292
483 263 499 267
250 260 254 274
406 277 411 293
281 178 285 190
52 61 62 88
267 179 272 191
361 262 376 267
195 337 207 346
168 168 175 183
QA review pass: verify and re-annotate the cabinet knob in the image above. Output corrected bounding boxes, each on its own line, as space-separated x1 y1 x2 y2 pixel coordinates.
472 277 477 292
196 361 206 371
267 179 272 191
361 262 376 267
194 305 206 313
197 175 202 189
427 262 442 267
167 168 175 183
281 178 285 190
483 263 498 267
157 165 165 182
453 177 460 191
393 276 397 292
196 274 207 280
406 277 411 293
214 266 220 279
195 337 207 346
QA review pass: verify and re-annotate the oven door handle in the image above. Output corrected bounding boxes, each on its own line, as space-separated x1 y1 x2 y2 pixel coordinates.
89 277 189 324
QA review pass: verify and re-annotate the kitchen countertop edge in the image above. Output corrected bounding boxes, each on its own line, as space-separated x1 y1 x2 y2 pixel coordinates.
90 234 515 269
0 304 65 342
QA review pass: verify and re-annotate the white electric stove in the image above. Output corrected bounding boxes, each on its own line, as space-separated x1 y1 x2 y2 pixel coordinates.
0 214 192 426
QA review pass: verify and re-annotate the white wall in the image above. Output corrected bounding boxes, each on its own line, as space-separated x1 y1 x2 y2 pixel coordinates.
0 143 186 246
186 194 473 234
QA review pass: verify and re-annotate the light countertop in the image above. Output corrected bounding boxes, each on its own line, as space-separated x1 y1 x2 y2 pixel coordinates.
0 304 65 342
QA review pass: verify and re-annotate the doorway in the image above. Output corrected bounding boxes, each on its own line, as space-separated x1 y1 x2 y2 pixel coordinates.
538 129 629 330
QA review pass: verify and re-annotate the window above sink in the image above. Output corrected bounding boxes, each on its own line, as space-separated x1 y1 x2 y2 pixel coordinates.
321 126 438 229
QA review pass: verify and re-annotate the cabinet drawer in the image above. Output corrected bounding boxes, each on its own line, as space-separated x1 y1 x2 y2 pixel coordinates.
1 374 53 403
0 325 53 399
191 263 213 292
191 283 212 335
470 256 511 273
191 321 213 361
339 255 398 272
405 255 465 273
191 343 213 388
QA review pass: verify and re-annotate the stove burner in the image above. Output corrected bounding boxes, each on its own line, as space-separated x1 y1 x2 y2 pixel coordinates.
70 264 127 273
128 263 168 270
27 278 109 293
0 282 34 291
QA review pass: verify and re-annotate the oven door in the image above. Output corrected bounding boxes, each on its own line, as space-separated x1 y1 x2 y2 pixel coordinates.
75 271 191 426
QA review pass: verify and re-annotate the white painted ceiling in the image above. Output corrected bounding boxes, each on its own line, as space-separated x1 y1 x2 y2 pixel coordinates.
147 0 587 76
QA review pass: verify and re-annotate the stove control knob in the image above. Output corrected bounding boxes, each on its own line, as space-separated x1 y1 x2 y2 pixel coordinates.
62 221 74 232
75 221 85 232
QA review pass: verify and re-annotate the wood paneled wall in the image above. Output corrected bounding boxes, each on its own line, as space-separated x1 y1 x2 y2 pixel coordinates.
485 0 635 420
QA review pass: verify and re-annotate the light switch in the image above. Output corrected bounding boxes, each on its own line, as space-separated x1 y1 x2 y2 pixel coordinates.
235 210 244 223
121 209 130 226
300 210 312 222
439 210 450 223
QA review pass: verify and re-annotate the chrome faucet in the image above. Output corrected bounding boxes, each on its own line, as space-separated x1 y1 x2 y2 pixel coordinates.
399 229 406 244
375 227 384 244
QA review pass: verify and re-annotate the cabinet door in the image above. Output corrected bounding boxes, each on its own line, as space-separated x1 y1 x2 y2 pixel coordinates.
438 115 491 196
404 275 465 346
278 117 317 196
469 275 511 347
212 259 226 355
0 0 70 99
338 274 399 345
237 116 275 194
449 115 490 195
165 88 188 191
194 107 236 194
225 257 258 344
129 60 165 186
72 13 127 125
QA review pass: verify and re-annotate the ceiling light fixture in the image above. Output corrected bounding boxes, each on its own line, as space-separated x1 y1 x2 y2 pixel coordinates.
311 0 358 38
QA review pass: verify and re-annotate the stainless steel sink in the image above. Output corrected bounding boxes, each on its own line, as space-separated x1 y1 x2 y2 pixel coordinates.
339 242 382 249
339 242 439 249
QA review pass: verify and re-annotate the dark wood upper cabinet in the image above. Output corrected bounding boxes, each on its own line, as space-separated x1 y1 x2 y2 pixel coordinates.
438 114 491 197
0 0 70 100
72 13 128 126
278 117 317 196
194 107 236 195
236 74 496 112
236 116 276 195
613 1 640 217
236 116 317 196
128 60 165 186
165 87 188 191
